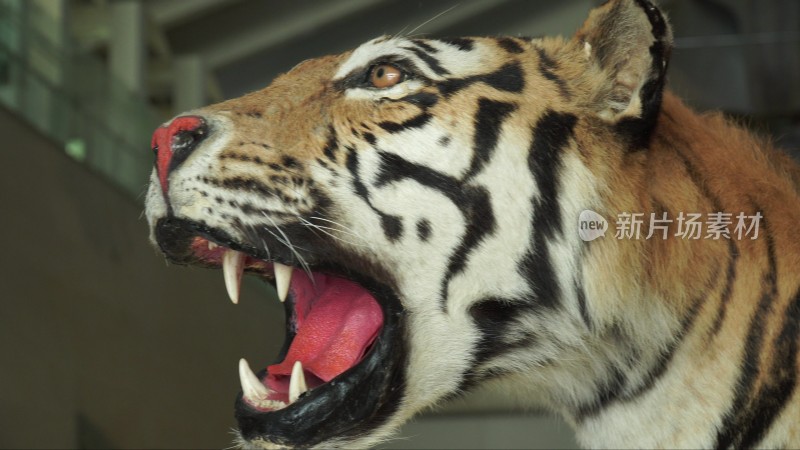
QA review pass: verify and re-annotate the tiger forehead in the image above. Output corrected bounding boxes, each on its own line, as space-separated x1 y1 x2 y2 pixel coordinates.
333 36 524 81
207 54 348 116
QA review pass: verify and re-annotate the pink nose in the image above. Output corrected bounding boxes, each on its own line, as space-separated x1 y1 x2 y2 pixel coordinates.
151 115 207 193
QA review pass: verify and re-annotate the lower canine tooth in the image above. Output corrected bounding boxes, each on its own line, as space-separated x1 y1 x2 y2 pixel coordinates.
274 263 293 303
238 358 270 403
223 249 245 304
289 360 308 403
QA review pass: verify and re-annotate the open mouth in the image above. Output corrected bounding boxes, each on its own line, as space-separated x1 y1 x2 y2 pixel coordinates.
153 217 406 447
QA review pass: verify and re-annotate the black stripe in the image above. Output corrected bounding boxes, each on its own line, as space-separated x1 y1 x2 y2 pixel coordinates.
416 219 432 242
709 240 739 336
220 152 270 166
575 365 628 420
378 112 432 133
438 62 525 96
517 110 577 310
375 152 496 311
614 81 663 150
468 297 538 366
345 148 370 200
411 39 439 53
739 284 800 447
463 99 517 180
529 110 577 238
281 156 299 169
380 215 403 241
575 286 710 422
576 282 592 330
375 151 462 195
496 37 525 54
230 202 296 221
715 221 779 449
345 148 404 241
536 47 571 100
396 92 439 108
204 176 280 198
437 37 474 52
404 46 450 76
481 62 525 93
523 238 560 309
439 187 495 309
660 117 740 339
315 158 331 172
322 126 338 161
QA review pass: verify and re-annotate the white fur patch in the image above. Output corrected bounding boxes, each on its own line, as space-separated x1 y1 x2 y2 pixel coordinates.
334 36 493 83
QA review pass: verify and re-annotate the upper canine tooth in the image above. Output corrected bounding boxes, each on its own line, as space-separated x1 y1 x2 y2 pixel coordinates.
274 263 293 303
208 241 218 250
238 358 270 404
289 360 308 403
223 249 245 304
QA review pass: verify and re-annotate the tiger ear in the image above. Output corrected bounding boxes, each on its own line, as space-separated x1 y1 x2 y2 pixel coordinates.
574 0 673 147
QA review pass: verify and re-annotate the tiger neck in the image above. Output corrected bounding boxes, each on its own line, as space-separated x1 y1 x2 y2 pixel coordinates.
526 93 800 446
497 96 734 426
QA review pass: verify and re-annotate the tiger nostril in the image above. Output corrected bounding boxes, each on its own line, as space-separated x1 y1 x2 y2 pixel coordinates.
168 118 208 174
172 126 206 152
151 115 209 193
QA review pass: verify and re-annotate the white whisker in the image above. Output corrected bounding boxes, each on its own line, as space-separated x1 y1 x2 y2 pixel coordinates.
307 220 366 241
403 4 459 37
298 216 370 249
264 214 313 280
260 237 272 261
308 216 368 241
298 221 327 243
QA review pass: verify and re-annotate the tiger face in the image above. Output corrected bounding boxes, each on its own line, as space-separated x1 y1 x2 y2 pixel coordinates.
145 0 800 448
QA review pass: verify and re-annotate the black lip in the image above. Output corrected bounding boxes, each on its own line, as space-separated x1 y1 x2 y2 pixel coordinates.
154 217 408 447
236 271 406 447
155 217 247 264
156 216 334 270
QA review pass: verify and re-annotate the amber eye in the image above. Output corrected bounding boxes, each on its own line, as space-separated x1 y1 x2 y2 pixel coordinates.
370 64 403 88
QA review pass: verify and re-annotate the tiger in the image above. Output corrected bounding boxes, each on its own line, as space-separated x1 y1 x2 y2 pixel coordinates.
144 0 800 448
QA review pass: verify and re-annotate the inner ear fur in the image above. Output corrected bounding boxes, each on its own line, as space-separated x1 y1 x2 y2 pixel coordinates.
574 0 673 147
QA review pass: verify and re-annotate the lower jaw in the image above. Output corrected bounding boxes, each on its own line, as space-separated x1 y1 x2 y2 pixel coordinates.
235 275 407 448
152 218 408 445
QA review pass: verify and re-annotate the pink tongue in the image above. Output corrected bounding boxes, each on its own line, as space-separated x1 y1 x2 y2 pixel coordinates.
267 273 383 383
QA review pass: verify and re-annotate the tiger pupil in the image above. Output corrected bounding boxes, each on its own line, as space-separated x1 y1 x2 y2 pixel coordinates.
376 67 385 78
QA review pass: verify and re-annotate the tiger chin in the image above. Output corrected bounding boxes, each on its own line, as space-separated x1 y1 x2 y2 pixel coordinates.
144 0 800 448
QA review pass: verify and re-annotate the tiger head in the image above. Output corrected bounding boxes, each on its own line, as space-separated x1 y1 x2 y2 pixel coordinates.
145 0 672 448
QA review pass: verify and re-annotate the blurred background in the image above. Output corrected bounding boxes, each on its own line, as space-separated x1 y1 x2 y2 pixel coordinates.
0 0 798 448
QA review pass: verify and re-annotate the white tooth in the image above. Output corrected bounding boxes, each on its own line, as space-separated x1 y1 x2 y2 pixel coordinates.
223 249 245 304
274 263 293 303
289 360 308 403
238 358 270 402
208 241 218 250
